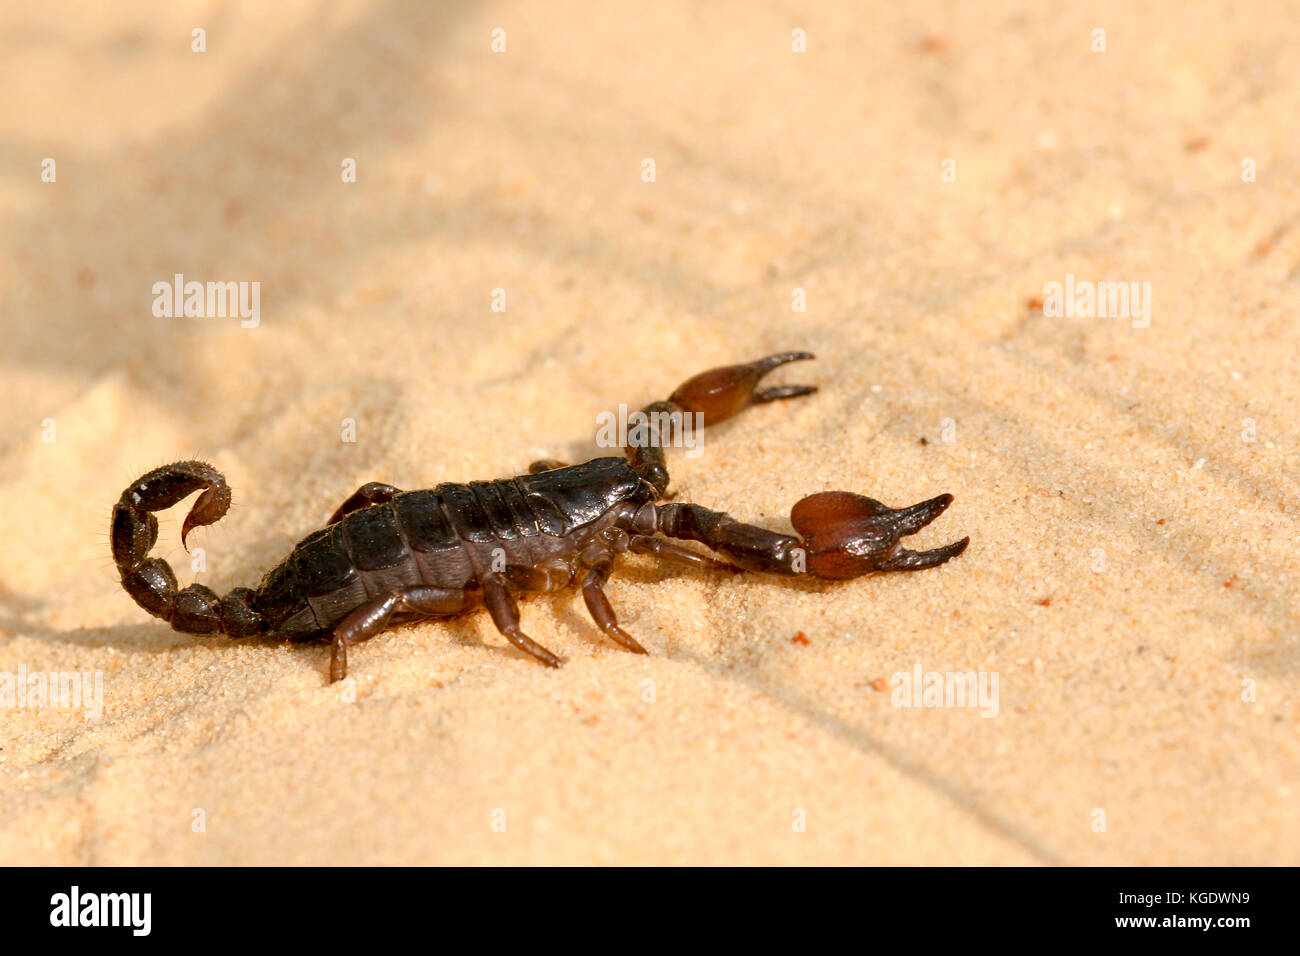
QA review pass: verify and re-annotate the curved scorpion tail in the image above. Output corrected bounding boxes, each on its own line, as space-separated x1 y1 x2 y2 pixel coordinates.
111 461 266 637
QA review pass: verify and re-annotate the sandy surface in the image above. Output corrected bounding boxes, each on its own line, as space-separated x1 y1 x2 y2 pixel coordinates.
1 1 1297 865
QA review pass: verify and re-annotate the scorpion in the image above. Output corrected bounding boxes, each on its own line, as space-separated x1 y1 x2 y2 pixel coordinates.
110 353 969 682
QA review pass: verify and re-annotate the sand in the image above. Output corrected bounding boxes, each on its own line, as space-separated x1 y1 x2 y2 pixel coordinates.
1 0 1297 865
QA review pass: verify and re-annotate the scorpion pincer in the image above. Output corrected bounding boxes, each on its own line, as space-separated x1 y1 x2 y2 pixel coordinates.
110 353 969 682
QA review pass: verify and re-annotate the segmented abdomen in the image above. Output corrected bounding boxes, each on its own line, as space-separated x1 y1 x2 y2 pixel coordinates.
254 458 642 635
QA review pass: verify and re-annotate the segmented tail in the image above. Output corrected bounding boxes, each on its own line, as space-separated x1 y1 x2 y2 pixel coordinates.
111 461 265 636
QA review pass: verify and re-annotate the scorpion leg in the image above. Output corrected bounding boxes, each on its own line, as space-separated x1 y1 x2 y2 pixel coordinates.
625 352 818 495
580 555 647 654
327 481 403 525
654 493 968 580
527 459 570 474
329 586 469 682
628 534 740 573
480 572 563 667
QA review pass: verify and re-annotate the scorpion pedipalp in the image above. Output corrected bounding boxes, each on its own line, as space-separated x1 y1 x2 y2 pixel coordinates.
625 351 819 497
790 491 969 578
668 350 817 427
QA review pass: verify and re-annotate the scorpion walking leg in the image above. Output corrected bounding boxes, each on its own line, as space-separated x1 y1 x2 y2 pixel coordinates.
624 352 818 495
527 459 570 474
327 481 403 525
628 534 739 573
329 586 468 682
580 555 647 654
655 494 968 579
480 573 563 667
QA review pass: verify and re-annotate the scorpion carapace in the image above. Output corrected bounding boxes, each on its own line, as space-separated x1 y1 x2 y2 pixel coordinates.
111 352 969 681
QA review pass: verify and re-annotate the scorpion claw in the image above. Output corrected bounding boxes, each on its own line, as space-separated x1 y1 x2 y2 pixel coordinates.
882 493 956 536
876 536 970 572
668 351 817 426
791 491 967 580
752 384 818 404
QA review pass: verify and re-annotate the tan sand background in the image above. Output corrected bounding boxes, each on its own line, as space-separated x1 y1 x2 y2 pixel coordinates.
1 1 1297 865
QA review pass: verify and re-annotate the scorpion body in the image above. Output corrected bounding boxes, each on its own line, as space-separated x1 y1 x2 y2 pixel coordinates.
111 353 969 681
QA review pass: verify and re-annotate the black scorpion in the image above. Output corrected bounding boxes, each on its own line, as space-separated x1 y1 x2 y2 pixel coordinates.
111 353 969 681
